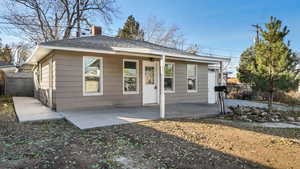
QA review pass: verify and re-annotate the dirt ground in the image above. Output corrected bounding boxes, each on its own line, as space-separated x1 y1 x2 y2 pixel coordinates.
1 96 300 169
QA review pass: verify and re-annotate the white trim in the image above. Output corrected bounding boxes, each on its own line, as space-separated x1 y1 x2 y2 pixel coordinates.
25 45 40 63
49 57 53 108
82 56 103 96
27 45 231 64
164 62 175 93
166 56 220 64
43 45 116 55
123 59 139 95
187 64 198 93
160 55 166 118
112 47 230 62
142 60 159 105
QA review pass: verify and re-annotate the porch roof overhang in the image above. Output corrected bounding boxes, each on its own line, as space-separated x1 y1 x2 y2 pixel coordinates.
26 45 231 64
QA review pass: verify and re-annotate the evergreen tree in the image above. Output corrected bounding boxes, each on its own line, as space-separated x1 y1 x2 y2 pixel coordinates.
117 15 144 41
249 16 299 112
0 44 13 63
237 46 256 84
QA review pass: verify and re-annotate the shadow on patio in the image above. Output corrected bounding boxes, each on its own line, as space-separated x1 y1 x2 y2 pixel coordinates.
61 102 220 129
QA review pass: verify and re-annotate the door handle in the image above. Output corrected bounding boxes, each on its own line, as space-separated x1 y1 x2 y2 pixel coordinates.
154 86 157 89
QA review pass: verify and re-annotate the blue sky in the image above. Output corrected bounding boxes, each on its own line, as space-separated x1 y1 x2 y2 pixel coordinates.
1 0 299 74
110 0 300 55
106 0 300 74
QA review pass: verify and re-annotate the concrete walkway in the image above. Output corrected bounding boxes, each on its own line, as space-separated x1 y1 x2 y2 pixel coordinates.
13 97 63 122
61 103 219 130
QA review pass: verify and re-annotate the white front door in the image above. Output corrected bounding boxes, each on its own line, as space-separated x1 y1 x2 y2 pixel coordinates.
143 61 158 104
208 70 216 104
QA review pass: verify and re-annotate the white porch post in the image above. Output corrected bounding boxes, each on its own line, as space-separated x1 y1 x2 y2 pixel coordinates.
160 55 165 118
219 61 223 85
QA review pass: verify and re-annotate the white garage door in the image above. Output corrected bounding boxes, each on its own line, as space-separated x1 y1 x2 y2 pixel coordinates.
208 70 217 104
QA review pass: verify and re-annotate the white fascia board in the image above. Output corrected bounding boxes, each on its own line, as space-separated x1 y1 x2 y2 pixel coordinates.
28 45 231 64
25 46 40 64
166 57 220 64
112 47 231 63
208 64 221 70
26 45 116 64
40 45 116 55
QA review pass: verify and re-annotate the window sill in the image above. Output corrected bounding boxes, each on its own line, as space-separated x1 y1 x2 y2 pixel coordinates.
165 90 175 93
83 93 103 96
123 92 139 95
187 90 198 93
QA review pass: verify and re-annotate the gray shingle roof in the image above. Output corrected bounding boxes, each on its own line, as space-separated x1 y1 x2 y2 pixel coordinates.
40 35 214 59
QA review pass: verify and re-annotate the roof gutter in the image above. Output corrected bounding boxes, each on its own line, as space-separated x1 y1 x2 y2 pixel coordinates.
112 47 231 63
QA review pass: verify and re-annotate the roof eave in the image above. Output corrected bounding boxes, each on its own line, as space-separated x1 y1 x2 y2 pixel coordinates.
112 47 231 63
27 45 231 64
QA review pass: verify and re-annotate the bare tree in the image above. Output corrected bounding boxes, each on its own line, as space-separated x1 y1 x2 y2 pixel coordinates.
143 16 185 49
1 0 118 43
11 43 31 65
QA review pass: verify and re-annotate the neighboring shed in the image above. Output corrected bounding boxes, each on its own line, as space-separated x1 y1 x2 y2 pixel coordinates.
17 63 34 72
3 72 34 96
0 61 17 72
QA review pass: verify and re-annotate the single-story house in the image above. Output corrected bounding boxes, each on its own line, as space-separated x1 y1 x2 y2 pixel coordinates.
27 28 230 118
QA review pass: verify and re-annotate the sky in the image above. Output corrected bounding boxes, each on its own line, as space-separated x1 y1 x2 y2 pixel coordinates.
1 0 300 75
108 0 300 75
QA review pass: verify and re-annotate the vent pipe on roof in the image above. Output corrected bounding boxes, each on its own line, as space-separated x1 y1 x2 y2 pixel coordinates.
91 26 102 36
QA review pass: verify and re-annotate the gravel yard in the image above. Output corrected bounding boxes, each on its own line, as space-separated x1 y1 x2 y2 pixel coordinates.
1 96 300 169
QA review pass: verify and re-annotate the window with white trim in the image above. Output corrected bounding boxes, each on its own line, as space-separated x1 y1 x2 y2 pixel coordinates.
83 56 103 95
187 64 197 92
164 63 175 92
123 59 139 94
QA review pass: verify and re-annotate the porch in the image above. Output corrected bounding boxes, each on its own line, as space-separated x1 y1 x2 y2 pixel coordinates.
61 103 219 130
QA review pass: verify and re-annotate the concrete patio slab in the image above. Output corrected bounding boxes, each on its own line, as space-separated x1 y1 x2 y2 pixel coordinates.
13 97 63 122
61 103 219 130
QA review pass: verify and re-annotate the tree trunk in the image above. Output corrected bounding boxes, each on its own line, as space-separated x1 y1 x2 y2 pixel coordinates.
268 90 273 113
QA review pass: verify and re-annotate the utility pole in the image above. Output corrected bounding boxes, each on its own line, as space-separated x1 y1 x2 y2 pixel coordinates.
252 24 260 44
76 0 81 37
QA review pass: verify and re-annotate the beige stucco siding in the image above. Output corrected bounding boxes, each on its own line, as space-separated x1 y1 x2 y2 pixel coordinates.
53 50 208 112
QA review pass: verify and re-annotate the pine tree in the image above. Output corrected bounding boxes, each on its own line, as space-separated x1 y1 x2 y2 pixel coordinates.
249 16 299 112
237 46 256 84
117 15 144 41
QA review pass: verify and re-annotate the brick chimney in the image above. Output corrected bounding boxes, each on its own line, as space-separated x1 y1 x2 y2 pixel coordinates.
91 26 102 36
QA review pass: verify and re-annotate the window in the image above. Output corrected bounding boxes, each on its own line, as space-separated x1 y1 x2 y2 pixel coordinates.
165 63 175 92
123 59 139 94
83 56 103 96
187 64 197 92
145 66 155 84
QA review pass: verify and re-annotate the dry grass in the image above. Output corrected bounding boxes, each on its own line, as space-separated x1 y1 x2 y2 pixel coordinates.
1 96 300 169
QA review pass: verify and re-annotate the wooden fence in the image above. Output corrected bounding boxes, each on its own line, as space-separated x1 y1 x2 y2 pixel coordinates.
2 72 34 96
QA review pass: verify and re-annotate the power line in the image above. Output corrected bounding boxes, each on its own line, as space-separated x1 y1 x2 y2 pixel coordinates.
0 21 91 30
0 21 244 61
